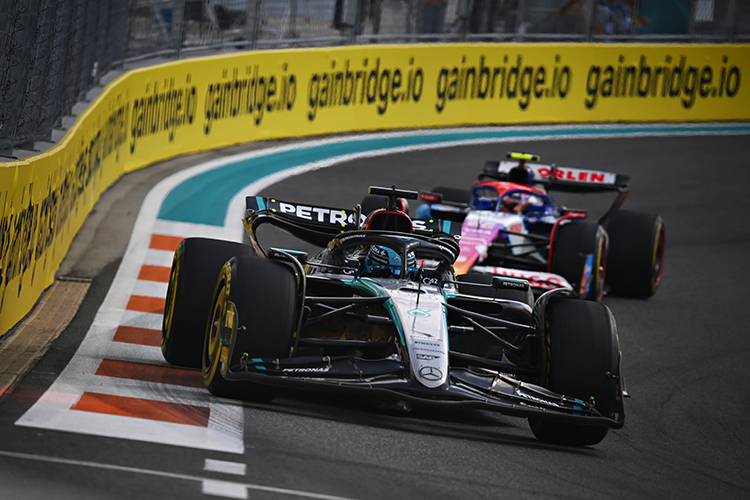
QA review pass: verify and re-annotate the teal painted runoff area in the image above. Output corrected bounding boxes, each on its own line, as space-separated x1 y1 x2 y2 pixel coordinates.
158 123 750 226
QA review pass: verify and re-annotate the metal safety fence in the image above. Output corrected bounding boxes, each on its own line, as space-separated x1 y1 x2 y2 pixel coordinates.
2 0 749 157
0 0 128 156
127 0 750 56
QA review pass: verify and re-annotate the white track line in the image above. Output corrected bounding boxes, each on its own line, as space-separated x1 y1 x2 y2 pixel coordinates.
0 451 359 500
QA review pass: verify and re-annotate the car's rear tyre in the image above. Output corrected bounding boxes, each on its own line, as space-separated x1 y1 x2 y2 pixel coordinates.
529 299 620 446
360 194 410 216
360 194 389 217
203 255 299 402
431 186 472 204
606 210 665 298
162 238 252 368
550 221 606 301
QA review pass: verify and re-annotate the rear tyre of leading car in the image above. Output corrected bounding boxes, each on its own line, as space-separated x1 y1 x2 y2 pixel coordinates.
529 299 620 446
203 255 299 402
161 238 252 368
360 194 411 216
605 210 665 298
430 186 473 204
550 221 607 301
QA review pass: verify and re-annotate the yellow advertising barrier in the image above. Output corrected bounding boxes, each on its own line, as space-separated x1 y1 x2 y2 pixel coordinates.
1 43 749 335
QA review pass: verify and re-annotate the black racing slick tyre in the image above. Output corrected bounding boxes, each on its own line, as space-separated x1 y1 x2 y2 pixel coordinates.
203 255 299 402
360 195 388 217
606 210 665 298
529 299 621 446
161 238 252 368
360 195 410 216
550 221 607 301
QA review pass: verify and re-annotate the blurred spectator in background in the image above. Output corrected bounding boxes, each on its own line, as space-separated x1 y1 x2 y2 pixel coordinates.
596 0 634 35
423 0 448 33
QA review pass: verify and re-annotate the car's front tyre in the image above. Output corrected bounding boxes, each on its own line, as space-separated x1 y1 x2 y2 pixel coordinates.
161 238 252 368
529 299 621 446
203 255 299 402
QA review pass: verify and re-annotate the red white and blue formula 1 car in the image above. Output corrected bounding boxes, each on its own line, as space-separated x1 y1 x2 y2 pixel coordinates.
162 186 625 446
414 153 665 300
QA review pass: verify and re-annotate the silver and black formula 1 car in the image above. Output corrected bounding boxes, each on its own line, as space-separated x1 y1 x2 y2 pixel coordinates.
162 186 626 446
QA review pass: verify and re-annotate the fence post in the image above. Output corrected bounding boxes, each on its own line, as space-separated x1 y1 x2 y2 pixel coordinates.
726 0 738 41
585 0 596 41
170 0 185 58
286 0 299 38
457 0 471 41
245 0 261 50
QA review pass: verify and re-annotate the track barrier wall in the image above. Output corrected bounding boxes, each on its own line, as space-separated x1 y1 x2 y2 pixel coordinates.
1 42 749 335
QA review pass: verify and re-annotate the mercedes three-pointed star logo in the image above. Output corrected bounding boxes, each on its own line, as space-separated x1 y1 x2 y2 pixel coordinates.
418 365 443 381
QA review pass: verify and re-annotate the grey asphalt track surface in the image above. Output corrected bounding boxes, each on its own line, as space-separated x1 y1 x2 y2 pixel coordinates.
1 132 748 500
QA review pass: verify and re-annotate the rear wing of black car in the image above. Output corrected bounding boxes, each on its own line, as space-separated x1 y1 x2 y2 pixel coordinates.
246 196 361 231
245 196 462 250
481 160 630 193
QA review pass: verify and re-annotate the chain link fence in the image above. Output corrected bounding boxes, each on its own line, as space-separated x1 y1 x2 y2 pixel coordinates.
0 0 128 156
2 0 748 157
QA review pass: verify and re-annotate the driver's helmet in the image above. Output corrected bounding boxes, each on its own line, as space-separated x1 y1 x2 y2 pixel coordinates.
501 192 545 214
362 245 416 279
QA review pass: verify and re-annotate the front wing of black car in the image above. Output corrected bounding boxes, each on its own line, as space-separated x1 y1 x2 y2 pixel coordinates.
223 354 624 429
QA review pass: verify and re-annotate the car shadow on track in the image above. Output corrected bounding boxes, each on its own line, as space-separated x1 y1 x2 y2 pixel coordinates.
239 388 599 455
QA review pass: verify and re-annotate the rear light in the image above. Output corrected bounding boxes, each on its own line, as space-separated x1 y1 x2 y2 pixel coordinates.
420 192 441 203
561 210 587 218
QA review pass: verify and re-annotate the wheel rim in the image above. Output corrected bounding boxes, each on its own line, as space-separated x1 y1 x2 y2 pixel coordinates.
203 280 226 384
584 233 607 301
162 253 180 344
595 234 607 301
651 223 665 290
